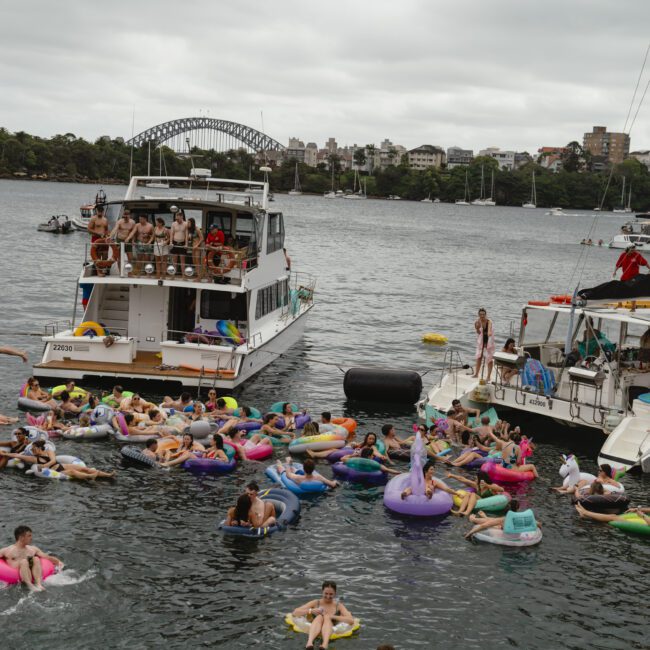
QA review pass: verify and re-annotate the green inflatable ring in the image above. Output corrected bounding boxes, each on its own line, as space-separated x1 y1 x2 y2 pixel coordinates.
345 457 381 472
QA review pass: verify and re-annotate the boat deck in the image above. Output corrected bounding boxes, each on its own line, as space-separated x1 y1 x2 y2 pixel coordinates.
34 351 234 380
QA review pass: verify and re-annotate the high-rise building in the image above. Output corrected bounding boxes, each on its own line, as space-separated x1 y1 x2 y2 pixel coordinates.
583 126 630 165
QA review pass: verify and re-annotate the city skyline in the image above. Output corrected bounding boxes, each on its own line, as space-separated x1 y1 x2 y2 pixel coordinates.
1 1 650 152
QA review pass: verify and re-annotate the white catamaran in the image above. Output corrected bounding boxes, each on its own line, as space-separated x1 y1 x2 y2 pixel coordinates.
417 298 650 472
35 171 315 390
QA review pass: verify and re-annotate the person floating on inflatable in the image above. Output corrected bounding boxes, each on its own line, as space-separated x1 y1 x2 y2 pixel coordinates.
0 525 63 591
289 580 357 649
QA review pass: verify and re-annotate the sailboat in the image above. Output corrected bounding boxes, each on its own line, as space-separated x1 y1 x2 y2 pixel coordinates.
471 165 486 205
613 177 632 213
323 166 337 199
288 163 302 195
484 170 496 206
522 172 537 208
455 169 470 205
344 169 367 199
421 193 433 203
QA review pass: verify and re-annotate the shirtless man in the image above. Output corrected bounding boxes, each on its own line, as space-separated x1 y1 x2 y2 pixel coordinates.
169 210 188 272
109 209 136 264
126 214 154 274
141 438 162 463
245 481 276 527
451 399 480 427
88 204 109 243
276 457 339 488
0 525 63 591
162 391 193 411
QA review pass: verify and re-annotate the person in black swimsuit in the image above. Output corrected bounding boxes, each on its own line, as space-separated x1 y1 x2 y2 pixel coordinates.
0 428 29 470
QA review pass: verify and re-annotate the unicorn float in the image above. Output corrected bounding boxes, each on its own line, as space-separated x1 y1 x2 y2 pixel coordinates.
383 432 453 516
556 454 596 493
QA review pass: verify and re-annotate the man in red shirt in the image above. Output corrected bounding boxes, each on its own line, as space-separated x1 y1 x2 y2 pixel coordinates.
613 246 649 282
205 223 225 249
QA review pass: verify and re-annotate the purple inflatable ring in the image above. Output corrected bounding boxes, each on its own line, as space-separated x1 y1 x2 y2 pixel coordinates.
183 457 236 475
383 473 453 516
326 447 355 463
331 462 387 485
234 420 262 432
274 413 311 430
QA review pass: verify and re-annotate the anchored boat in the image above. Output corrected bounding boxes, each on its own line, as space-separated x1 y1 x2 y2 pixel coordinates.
418 296 650 471
34 172 315 389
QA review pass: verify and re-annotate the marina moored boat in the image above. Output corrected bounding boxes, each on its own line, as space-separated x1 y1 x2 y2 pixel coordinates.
71 189 107 231
34 171 316 389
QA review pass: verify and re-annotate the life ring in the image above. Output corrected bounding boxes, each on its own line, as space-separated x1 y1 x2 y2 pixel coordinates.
90 237 119 269
527 300 550 307
206 247 236 276
550 294 572 304
73 321 106 337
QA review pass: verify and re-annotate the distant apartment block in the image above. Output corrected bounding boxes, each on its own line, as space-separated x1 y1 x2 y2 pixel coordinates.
407 144 446 170
304 142 318 167
446 146 473 169
376 139 406 170
325 138 338 154
583 126 629 165
478 147 516 171
630 150 650 170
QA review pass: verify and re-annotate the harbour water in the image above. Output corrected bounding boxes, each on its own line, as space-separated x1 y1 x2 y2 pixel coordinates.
0 180 648 649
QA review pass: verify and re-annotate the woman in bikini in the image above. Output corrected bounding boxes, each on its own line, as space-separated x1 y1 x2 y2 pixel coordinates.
473 307 495 379
205 433 229 461
401 460 459 500
225 494 252 527
161 433 204 468
25 377 57 409
225 429 272 461
292 580 355 650
446 469 505 516
152 217 170 278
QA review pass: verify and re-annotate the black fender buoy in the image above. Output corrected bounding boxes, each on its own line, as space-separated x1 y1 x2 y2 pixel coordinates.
343 367 422 404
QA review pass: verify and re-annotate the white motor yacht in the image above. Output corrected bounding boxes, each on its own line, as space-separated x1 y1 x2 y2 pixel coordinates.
71 189 106 231
547 207 565 216
609 219 650 251
34 172 315 389
417 299 650 465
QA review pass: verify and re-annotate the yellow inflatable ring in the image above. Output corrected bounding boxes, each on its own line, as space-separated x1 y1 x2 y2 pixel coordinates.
422 332 448 344
50 385 88 400
73 321 106 337
285 614 361 640
221 396 238 409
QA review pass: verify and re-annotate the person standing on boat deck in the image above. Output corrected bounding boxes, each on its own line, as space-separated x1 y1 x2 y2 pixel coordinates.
109 209 136 264
186 218 204 280
170 210 188 273
205 223 225 249
126 214 154 274
473 308 495 379
613 246 648 282
88 204 109 243
152 217 170 279
284 247 291 271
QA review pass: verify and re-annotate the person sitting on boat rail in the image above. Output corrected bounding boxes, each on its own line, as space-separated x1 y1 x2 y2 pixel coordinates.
500 338 520 383
473 308 495 379
88 204 108 243
613 245 648 282
126 214 154 274
0 526 64 592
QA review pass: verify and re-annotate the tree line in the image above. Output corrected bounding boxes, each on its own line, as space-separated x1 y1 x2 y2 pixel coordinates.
1 127 649 210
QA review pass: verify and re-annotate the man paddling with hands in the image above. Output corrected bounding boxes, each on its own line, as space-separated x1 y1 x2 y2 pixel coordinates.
0 525 63 591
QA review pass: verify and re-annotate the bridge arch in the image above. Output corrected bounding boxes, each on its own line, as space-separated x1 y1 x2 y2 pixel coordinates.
127 117 285 153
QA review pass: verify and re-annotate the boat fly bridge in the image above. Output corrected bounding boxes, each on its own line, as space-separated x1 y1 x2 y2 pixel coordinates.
34 174 315 389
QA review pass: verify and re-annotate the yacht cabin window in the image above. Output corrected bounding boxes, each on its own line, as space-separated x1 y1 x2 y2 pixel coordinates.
200 291 247 321
266 212 285 254
255 279 289 319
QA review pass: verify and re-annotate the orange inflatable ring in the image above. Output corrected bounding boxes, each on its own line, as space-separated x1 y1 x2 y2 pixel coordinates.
206 247 236 276
157 438 206 453
550 295 572 304
528 300 550 306
91 238 119 269
331 417 357 434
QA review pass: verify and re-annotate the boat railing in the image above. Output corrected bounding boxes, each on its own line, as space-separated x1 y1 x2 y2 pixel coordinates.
161 328 244 349
43 319 72 337
83 241 257 283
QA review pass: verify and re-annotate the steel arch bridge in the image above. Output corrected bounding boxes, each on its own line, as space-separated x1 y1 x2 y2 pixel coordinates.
126 117 285 153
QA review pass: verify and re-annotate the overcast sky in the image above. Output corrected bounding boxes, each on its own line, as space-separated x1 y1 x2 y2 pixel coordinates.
2 0 650 153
